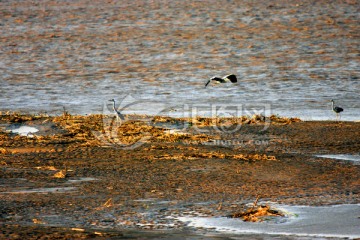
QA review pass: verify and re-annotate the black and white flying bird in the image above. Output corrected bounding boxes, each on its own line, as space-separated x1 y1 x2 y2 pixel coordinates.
331 99 343 120
205 74 237 88
109 99 125 121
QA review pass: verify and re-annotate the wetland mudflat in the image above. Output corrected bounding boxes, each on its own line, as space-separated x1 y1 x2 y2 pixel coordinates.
1 114 359 239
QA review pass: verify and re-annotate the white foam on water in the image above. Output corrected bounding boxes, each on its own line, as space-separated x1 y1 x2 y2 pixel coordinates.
178 204 360 239
10 126 39 137
316 154 360 165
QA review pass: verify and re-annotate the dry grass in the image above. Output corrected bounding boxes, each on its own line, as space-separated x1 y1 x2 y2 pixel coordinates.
0 111 49 123
147 152 276 161
0 112 300 149
230 197 285 222
154 114 301 127
53 170 67 179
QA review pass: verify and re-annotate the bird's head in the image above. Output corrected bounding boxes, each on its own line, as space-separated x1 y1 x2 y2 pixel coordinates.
330 99 334 102
108 99 115 102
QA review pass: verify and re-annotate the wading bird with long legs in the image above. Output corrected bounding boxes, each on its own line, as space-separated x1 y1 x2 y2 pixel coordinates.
109 99 125 121
331 99 343 120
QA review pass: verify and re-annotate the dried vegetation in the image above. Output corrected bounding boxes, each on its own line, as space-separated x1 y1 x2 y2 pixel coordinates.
1 112 300 150
230 197 285 222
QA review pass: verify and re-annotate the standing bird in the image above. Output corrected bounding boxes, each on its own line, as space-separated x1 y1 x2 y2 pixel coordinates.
205 74 237 88
109 99 125 121
331 99 343 120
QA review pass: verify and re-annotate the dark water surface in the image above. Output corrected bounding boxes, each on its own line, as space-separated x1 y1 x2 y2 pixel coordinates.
1 0 359 121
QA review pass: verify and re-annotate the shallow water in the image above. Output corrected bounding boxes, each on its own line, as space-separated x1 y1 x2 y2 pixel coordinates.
8 125 39 136
178 204 360 239
0 1 359 121
66 177 98 183
316 154 360 165
2 187 77 194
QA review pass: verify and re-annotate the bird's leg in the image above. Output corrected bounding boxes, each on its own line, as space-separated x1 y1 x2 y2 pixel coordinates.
110 116 121 142
107 116 116 140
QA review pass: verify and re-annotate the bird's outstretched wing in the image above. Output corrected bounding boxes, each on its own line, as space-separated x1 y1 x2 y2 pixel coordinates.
205 80 211 88
223 74 237 83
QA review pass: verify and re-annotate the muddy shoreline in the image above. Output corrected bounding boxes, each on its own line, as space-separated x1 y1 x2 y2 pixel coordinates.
1 0 359 238
0 113 359 238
